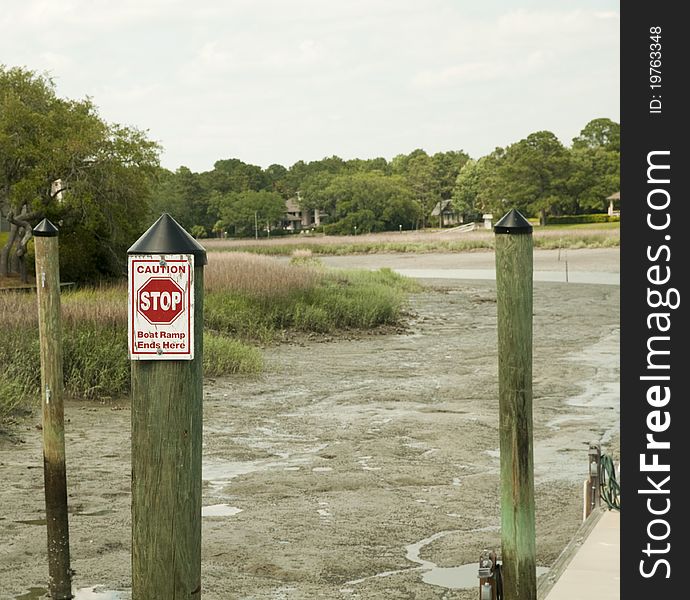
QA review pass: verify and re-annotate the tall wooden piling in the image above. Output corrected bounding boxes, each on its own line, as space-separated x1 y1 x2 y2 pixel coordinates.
33 218 73 600
494 209 536 600
128 214 207 599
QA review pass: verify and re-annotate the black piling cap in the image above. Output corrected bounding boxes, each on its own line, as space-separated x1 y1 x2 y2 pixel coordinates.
33 218 59 237
128 213 208 265
493 209 533 235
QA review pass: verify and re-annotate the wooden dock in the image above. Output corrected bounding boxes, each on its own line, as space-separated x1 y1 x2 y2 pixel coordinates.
539 508 619 599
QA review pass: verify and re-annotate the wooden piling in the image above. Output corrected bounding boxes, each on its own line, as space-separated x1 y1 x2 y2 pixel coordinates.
128 214 207 599
33 218 72 600
494 209 536 600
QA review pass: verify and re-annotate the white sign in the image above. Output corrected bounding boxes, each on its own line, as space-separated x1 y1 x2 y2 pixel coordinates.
128 254 194 360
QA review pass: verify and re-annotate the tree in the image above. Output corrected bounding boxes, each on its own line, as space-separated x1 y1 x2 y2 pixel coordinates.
572 118 620 153
494 132 573 224
264 163 290 197
465 148 508 218
203 158 268 194
568 119 620 212
149 166 211 233
345 156 391 174
214 190 285 237
452 159 484 222
0 66 160 282
298 172 337 216
432 150 470 200
403 150 439 228
322 172 418 234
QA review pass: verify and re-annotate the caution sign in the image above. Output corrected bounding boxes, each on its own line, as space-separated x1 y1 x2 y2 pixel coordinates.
128 254 194 360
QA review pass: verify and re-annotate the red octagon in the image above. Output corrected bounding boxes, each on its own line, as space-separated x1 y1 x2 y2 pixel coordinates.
137 277 185 325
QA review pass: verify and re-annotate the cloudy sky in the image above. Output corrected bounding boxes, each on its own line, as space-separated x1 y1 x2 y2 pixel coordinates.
2 0 619 172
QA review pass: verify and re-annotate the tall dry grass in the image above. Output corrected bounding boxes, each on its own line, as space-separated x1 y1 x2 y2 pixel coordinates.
202 224 620 256
0 291 36 328
205 252 319 296
2 253 416 421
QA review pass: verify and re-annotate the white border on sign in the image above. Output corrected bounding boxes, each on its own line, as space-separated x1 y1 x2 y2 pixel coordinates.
128 254 195 360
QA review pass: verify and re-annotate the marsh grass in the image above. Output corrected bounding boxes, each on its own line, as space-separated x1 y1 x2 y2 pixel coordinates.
203 223 620 256
204 333 263 375
1 253 416 420
205 252 318 296
204 253 419 340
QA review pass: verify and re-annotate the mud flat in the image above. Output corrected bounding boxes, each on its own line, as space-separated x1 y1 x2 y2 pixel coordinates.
0 250 619 599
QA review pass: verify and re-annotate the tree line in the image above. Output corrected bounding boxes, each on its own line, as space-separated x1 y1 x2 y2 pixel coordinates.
1 66 158 282
152 120 619 237
1 65 619 283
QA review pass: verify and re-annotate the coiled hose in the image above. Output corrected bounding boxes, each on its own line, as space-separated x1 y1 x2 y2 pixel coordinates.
600 453 620 510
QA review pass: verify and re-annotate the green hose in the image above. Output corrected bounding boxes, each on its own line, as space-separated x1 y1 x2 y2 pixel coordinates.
599 453 620 510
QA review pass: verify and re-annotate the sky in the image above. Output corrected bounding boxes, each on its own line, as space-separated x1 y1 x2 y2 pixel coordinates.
1 0 620 173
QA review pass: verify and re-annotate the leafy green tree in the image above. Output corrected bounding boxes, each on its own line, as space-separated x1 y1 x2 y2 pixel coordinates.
403 150 439 228
323 172 418 234
568 147 619 212
568 119 620 212
204 158 268 194
432 150 470 200
0 66 159 282
264 163 290 197
215 190 285 237
389 149 468 228
345 157 391 174
298 172 337 215
149 166 211 233
493 132 573 224
572 118 620 153
464 148 507 217
452 159 485 222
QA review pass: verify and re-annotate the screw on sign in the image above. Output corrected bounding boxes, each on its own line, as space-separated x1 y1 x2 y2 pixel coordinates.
137 277 185 324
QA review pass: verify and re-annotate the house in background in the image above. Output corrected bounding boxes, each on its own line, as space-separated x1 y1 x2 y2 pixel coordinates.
431 199 462 227
607 191 620 217
282 196 328 231
283 197 304 231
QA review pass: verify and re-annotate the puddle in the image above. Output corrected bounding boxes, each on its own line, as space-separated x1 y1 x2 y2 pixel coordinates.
15 508 114 527
14 518 47 526
486 328 620 483
422 562 548 589
202 458 266 495
15 586 124 599
14 588 46 600
346 526 522 590
407 529 547 589
202 504 242 517
202 446 329 496
74 587 124 599
563 329 619 410
74 509 115 517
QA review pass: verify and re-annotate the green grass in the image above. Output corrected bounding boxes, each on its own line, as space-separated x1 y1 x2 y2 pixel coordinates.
203 333 263 375
1 259 418 423
212 235 619 256
538 221 621 231
206 223 619 256
204 267 420 341
0 327 37 424
210 239 493 256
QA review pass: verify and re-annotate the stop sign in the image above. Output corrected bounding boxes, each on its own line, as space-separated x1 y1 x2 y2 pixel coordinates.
137 277 185 324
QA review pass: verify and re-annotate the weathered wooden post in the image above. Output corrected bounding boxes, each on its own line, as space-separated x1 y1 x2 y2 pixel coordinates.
128 214 207 599
33 218 73 600
494 209 536 600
